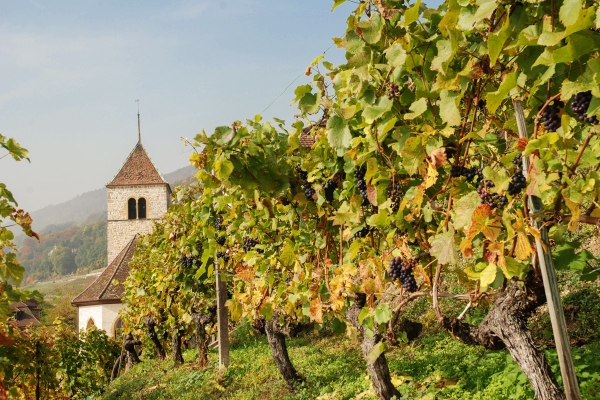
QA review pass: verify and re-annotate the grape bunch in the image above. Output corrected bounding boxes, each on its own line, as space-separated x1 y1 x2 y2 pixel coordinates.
354 166 369 205
323 179 337 202
216 236 226 246
541 100 564 132
354 226 372 238
571 91 599 125
216 251 230 263
450 166 483 184
303 182 316 201
387 82 400 99
388 257 418 292
444 147 456 160
243 237 259 252
214 215 224 231
477 181 508 209
295 164 308 181
387 181 403 212
507 154 527 196
477 99 486 111
296 165 315 201
179 255 197 269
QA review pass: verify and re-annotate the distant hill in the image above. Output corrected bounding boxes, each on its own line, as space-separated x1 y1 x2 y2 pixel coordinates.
28 165 196 232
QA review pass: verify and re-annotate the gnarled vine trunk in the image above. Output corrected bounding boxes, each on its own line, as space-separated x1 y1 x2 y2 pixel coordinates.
172 324 184 366
264 316 302 390
347 293 400 400
123 333 141 372
440 275 565 400
192 305 217 367
144 316 166 360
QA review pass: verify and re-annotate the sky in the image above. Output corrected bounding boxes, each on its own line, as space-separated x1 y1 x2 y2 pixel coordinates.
0 0 357 212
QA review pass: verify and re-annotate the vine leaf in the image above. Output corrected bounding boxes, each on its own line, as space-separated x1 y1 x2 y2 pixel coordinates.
559 0 583 27
401 137 425 175
309 298 323 323
429 228 457 265
486 71 517 113
362 96 393 124
479 263 500 291
330 202 360 226
453 191 481 231
439 90 461 126
404 98 427 120
468 205 501 241
327 115 353 156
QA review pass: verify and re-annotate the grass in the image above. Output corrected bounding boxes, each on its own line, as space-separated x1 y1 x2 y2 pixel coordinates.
102 324 600 400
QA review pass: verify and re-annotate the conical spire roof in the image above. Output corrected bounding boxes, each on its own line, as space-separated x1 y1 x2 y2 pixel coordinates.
106 141 168 187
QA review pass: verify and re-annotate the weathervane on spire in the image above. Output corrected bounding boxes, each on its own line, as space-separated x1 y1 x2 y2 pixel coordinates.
136 99 141 142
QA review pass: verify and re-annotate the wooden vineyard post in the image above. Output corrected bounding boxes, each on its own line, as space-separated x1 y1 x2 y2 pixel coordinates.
513 100 581 400
215 260 230 368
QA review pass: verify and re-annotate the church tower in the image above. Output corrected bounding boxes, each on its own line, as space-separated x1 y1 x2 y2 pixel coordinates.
106 142 171 263
72 139 171 336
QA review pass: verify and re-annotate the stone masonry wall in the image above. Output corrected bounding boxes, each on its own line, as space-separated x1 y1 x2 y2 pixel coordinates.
106 185 170 263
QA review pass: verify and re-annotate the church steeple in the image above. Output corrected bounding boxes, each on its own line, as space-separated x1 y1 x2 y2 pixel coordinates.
136 99 141 143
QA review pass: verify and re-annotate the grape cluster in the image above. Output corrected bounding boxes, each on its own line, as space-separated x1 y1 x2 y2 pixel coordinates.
296 165 315 201
214 215 224 231
444 147 456 160
216 251 230 263
303 182 316 201
355 226 372 238
295 164 308 181
541 100 564 132
387 181 403 212
243 237 259 252
450 166 483 184
477 181 508 209
216 236 226 246
180 255 198 269
388 257 418 292
387 82 400 99
571 91 599 125
507 154 527 196
323 179 337 202
477 99 486 111
354 166 369 205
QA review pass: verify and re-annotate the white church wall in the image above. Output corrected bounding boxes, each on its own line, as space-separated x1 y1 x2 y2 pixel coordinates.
78 304 103 334
78 303 124 337
101 303 124 336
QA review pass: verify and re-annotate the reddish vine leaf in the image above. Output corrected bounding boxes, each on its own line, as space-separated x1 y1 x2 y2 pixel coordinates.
468 205 502 241
309 298 323 323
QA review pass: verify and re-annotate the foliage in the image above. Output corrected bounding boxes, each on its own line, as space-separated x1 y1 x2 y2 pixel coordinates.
185 0 600 395
0 318 120 399
18 216 108 281
0 134 39 320
122 183 216 353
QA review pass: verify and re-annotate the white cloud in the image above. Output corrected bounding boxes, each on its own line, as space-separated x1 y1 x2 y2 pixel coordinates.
166 2 210 21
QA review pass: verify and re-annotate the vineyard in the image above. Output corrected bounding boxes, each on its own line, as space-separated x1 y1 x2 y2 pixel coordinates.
3 0 600 399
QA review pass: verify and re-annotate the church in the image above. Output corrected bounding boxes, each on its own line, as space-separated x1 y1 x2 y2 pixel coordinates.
72 139 171 336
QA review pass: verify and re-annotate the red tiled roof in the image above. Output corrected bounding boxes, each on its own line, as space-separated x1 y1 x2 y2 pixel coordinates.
10 301 41 329
72 235 138 305
106 142 169 187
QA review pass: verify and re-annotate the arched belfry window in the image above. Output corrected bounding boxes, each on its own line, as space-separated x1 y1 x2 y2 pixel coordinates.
86 318 96 329
128 198 137 220
138 198 147 219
